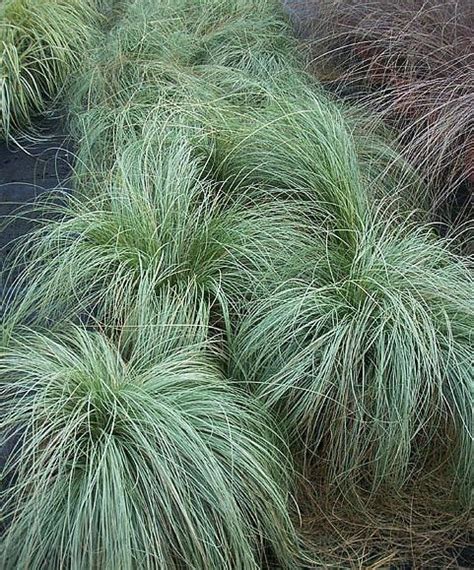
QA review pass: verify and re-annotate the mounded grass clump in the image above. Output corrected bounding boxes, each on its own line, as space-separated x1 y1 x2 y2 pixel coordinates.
68 0 419 200
66 0 296 134
208 85 374 227
65 0 302 179
0 322 299 569
205 81 423 234
300 0 473 225
5 125 308 336
230 217 473 501
0 0 101 142
68 0 297 111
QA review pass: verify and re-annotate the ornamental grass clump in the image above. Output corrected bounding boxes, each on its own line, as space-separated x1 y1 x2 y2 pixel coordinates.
73 0 296 103
207 82 422 230
65 0 301 183
300 0 474 224
5 125 309 336
0 323 299 569
67 0 418 200
0 0 100 142
230 217 473 502
68 0 297 115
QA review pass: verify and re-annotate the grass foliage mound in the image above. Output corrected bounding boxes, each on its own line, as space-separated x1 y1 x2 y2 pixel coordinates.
70 0 297 107
1 324 297 568
230 218 473 499
5 124 307 335
0 0 101 141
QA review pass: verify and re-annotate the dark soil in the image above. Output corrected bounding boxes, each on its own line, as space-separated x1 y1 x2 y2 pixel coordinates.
0 121 74 535
0 127 73 254
0 123 74 299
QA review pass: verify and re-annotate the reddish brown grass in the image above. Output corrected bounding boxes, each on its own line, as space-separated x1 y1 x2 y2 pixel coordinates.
297 462 472 568
297 0 473 229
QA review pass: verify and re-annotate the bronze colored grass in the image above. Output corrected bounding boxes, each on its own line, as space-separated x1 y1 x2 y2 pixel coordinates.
299 0 473 230
297 463 472 568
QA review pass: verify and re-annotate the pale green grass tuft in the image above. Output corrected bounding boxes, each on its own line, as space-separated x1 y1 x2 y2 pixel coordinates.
5 124 310 337
0 0 101 141
67 0 297 114
206 82 424 234
230 218 473 502
0 321 299 568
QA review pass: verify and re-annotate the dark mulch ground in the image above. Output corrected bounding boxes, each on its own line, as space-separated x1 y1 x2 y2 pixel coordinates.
0 127 73 254
0 123 73 300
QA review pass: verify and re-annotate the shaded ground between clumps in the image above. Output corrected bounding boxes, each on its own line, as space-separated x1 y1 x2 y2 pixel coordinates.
0 122 74 299
0 120 74 535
